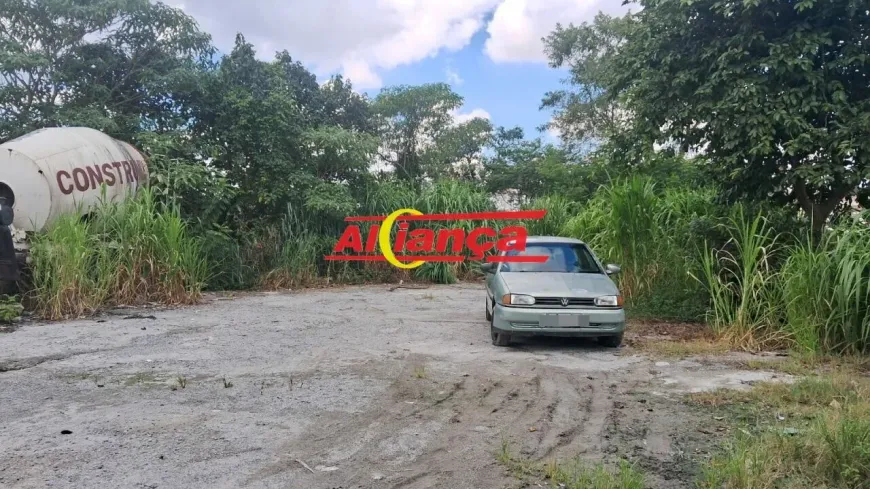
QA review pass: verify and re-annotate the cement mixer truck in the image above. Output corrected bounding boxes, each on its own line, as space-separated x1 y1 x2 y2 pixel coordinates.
0 127 149 284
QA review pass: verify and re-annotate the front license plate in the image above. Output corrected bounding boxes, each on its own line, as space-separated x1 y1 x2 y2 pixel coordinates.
540 314 590 328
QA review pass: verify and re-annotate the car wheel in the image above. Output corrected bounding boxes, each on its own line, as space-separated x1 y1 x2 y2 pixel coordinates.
599 333 624 348
485 297 493 321
491 324 512 347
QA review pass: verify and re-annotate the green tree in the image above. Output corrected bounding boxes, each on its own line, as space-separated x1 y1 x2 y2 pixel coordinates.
0 0 212 142
483 127 605 204
138 131 236 229
193 35 377 228
374 83 492 183
431 117 493 182
542 13 636 156
549 0 870 234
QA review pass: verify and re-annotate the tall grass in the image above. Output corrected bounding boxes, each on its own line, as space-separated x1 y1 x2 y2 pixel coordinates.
260 230 330 289
28 189 206 319
781 217 870 354
561 176 712 321
521 195 576 236
693 206 784 349
211 180 500 289
691 205 870 354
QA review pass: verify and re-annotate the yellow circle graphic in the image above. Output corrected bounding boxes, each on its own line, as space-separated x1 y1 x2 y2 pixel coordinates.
379 208 425 269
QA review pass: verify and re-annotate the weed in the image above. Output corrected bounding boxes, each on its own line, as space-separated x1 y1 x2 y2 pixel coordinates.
692 374 870 488
0 295 23 323
124 372 159 386
543 458 645 489
741 358 814 377
176 375 187 389
562 178 714 322
497 440 645 488
692 205 785 350
222 377 233 388
412 366 427 379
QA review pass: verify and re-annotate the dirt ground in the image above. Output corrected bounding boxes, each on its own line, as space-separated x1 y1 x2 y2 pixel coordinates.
0 283 790 489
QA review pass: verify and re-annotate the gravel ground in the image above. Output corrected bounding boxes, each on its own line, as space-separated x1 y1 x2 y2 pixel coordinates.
0 283 788 489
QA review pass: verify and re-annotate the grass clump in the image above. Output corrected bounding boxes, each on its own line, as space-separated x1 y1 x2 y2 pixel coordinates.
692 205 785 351
412 365 428 379
0 295 23 323
28 189 206 319
497 440 646 489
780 219 870 355
691 375 870 488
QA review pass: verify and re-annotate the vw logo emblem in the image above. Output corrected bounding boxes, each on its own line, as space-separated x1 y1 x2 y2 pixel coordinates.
560 298 569 307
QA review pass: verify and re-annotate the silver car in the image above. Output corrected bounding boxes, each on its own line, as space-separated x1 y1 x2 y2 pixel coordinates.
481 237 625 347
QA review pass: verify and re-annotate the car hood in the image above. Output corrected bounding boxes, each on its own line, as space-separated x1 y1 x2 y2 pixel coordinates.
500 272 619 298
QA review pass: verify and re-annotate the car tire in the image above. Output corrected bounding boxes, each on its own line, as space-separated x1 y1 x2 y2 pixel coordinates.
491 325 512 347
599 333 623 348
485 297 493 322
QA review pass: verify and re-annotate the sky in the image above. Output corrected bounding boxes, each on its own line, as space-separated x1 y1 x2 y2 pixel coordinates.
165 0 635 142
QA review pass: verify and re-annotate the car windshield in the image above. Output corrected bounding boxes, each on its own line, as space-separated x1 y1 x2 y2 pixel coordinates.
499 243 602 274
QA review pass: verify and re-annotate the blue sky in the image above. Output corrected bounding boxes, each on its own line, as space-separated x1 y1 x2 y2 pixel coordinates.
168 0 634 141
366 28 567 141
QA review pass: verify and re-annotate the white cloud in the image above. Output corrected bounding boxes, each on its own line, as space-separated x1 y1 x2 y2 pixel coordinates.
167 0 500 90
162 0 637 89
446 66 463 86
342 60 383 91
545 125 562 145
484 0 635 63
452 108 492 124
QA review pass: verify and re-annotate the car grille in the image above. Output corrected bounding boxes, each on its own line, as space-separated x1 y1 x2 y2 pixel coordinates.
533 297 595 307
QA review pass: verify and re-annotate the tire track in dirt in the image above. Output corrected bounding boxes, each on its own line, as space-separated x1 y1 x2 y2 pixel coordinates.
173 325 712 488
364 360 632 489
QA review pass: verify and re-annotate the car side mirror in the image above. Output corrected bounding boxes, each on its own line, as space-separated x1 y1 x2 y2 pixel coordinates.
605 264 621 276
480 263 496 274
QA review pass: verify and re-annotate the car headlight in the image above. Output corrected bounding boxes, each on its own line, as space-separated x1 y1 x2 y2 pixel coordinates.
595 295 624 307
501 294 535 306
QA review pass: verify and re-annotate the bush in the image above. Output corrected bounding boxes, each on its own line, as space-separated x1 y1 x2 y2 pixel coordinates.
28 189 206 319
0 295 23 323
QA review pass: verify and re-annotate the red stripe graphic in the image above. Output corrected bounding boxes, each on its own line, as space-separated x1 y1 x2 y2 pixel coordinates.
325 255 549 263
324 255 466 262
345 210 547 222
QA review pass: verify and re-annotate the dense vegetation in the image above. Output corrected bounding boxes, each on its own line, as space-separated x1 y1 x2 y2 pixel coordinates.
3 0 869 358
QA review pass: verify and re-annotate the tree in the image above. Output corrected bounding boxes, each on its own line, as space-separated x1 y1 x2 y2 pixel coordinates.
542 13 637 156
0 0 212 143
430 117 493 182
552 0 870 234
192 35 377 228
373 83 492 183
483 127 605 204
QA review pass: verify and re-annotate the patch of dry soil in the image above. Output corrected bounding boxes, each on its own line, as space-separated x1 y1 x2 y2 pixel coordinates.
0 284 789 488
